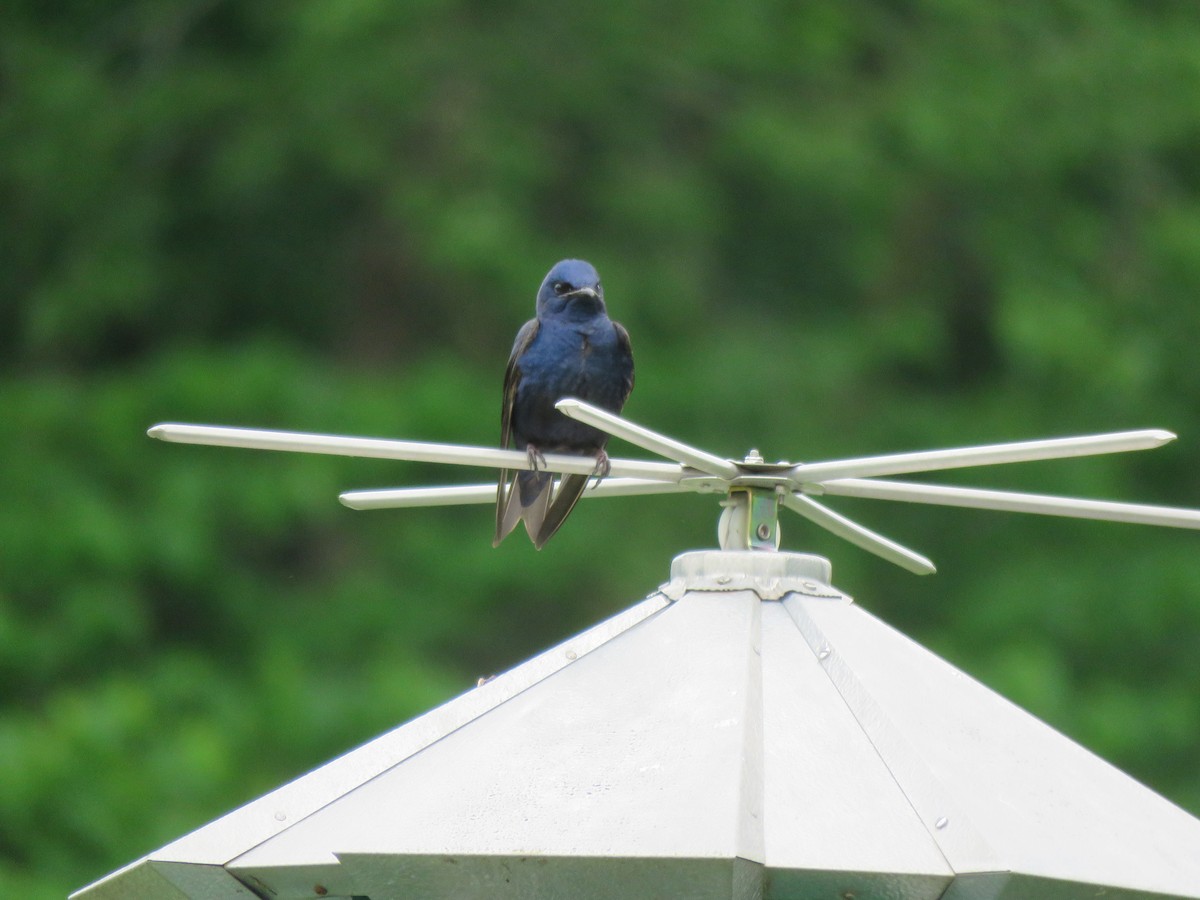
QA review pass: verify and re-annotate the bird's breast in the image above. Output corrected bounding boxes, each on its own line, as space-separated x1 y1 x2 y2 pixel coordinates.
511 320 626 452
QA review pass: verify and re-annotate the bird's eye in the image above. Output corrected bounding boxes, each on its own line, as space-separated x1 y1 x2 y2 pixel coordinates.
553 281 569 295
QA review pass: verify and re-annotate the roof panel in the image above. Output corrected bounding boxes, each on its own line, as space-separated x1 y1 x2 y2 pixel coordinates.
73 551 1200 900
760 600 953 880
233 589 765 868
787 590 1200 896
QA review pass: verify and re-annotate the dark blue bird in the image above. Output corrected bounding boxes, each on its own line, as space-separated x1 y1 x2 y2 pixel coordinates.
494 259 635 549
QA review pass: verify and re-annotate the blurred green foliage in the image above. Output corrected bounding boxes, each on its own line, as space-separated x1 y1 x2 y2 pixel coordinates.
3 1 1200 896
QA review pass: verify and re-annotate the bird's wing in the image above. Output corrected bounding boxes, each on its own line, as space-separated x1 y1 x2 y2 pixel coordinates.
614 321 635 404
500 319 539 450
494 319 540 546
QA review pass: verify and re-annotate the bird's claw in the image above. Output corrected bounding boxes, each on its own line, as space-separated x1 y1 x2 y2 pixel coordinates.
589 449 611 489
526 445 547 471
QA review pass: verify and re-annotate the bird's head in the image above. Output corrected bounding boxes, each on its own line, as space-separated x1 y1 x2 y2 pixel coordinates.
536 259 606 320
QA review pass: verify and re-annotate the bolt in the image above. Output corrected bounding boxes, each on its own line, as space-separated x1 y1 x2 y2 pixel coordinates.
756 523 772 540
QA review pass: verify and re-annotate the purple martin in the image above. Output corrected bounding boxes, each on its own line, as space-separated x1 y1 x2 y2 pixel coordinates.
494 259 635 549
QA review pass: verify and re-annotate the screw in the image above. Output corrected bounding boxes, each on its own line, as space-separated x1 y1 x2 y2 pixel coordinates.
756 523 772 540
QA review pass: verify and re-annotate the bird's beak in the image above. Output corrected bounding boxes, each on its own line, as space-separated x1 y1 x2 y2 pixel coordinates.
565 287 600 301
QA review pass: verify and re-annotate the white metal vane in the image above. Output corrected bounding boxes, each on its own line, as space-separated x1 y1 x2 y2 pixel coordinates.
148 399 1200 575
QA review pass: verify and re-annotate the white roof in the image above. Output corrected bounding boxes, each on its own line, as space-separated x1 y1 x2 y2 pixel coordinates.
73 550 1200 899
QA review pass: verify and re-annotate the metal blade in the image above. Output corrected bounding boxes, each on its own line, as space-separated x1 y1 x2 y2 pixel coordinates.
818 477 1200 530
781 492 937 575
788 429 1175 485
343 484 497 509
340 478 695 510
147 423 683 481
555 399 741 479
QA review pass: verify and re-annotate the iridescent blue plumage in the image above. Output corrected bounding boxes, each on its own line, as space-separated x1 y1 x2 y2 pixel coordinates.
494 259 635 548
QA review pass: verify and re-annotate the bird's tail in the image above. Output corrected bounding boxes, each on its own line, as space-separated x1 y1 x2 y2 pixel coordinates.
532 473 590 549
493 469 553 547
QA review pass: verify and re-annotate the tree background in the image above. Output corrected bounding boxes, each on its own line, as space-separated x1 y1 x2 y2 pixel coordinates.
4 2 1200 896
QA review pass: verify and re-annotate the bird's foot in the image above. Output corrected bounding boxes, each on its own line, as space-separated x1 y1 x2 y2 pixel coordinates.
589 448 611 489
526 445 547 471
